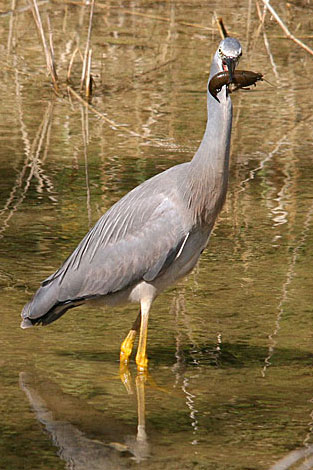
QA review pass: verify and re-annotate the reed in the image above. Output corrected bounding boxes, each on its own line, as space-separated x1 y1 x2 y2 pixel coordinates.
215 15 228 39
80 0 95 97
29 0 59 93
28 0 96 98
261 0 313 56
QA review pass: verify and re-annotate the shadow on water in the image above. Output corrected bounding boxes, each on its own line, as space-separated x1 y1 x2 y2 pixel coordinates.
55 341 313 370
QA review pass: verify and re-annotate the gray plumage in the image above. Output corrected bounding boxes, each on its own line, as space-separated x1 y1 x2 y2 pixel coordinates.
21 38 242 338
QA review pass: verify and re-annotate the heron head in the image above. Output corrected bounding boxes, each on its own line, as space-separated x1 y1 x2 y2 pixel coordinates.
216 37 242 82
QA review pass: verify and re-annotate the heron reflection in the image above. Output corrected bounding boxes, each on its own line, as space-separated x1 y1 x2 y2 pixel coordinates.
19 370 150 468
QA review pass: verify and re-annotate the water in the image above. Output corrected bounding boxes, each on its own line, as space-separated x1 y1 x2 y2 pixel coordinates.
1 1 313 469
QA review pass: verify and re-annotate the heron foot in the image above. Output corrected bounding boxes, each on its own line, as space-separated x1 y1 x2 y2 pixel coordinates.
120 329 137 364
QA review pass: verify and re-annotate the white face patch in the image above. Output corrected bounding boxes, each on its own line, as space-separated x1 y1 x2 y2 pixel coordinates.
216 38 242 75
218 38 242 63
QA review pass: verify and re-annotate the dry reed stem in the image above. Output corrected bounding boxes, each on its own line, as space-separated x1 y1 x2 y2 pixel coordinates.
85 48 92 98
214 15 228 39
67 47 84 81
29 0 59 92
274 35 313 39
46 14 58 83
0 0 47 16
245 0 253 50
80 105 92 228
67 47 79 81
80 0 95 94
7 0 16 54
255 0 280 82
253 0 267 43
261 0 313 56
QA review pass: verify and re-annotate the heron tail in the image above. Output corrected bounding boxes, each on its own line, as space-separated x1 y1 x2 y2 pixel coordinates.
20 282 84 328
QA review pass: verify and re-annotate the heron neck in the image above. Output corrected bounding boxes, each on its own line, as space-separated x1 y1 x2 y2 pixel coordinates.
187 68 233 224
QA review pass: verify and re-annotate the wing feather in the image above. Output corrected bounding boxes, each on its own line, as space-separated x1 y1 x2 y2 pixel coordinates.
42 171 191 303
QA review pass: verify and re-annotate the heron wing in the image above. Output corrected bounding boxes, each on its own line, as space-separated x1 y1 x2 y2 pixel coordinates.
42 180 190 303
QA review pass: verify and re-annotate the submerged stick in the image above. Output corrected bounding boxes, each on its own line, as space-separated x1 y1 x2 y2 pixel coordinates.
67 85 144 138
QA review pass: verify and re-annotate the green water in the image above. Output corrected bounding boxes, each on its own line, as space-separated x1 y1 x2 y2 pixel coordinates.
1 1 313 469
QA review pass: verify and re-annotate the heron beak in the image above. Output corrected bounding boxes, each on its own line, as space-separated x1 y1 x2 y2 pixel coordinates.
224 57 237 83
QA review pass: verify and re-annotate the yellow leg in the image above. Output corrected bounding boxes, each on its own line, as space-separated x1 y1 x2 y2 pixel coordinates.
120 310 141 364
135 300 151 372
120 329 137 363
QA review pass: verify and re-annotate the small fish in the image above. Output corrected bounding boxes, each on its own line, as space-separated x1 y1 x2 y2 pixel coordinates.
209 70 263 102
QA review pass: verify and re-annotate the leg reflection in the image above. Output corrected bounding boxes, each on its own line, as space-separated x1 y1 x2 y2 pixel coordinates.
136 374 147 442
119 365 150 461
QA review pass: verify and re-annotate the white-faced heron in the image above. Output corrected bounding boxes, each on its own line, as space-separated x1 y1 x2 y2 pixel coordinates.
21 37 243 371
